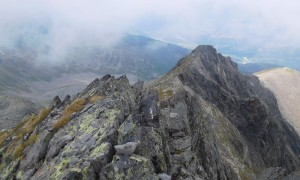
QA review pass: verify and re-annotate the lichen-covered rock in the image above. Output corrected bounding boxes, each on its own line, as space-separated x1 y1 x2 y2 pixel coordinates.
45 134 74 160
20 131 54 170
114 142 138 155
100 155 160 180
89 142 113 173
1 45 300 180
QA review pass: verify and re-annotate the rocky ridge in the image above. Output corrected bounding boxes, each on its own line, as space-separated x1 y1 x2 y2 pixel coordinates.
0 45 299 179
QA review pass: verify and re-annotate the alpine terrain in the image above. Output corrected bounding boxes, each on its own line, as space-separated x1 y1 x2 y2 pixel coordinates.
255 67 300 135
0 34 189 129
0 46 299 180
0 34 189 99
0 95 41 129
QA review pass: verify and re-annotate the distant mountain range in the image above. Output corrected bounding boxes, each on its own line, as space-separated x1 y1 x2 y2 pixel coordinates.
195 36 300 71
0 34 190 94
60 34 190 79
1 32 299 130
3 30 300 95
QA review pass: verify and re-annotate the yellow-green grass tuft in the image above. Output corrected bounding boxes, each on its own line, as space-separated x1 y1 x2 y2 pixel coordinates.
53 96 106 131
12 134 38 160
88 95 106 103
53 98 87 130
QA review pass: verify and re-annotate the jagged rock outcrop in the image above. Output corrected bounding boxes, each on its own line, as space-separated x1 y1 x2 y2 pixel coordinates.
0 45 299 180
61 95 71 107
114 142 138 155
49 96 62 109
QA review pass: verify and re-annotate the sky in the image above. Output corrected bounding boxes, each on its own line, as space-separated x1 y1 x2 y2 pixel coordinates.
0 0 300 52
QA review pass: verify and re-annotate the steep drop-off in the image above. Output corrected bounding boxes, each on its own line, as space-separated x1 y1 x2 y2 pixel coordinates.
0 46 299 180
255 67 300 135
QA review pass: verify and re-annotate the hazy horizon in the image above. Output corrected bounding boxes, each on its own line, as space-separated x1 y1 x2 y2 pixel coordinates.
1 0 300 67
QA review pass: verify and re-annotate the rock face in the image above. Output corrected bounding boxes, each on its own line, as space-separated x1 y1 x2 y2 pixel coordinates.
114 142 138 155
0 45 300 179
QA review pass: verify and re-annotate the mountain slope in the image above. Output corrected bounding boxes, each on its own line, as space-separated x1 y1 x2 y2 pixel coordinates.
0 46 299 179
148 46 300 179
0 95 41 129
0 35 189 105
0 51 55 92
0 34 189 91
58 35 190 80
255 67 300 134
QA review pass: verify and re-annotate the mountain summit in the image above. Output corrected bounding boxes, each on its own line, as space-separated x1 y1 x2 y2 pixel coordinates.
0 45 299 179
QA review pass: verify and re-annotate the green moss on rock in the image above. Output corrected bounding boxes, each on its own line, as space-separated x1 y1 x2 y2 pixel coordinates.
90 142 111 158
103 155 159 180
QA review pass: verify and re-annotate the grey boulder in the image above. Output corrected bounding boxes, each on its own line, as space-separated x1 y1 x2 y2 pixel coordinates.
114 142 138 155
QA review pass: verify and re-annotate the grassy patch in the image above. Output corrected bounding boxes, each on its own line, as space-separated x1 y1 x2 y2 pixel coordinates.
0 131 9 147
12 134 38 160
53 96 104 131
14 109 51 136
53 98 86 130
53 115 71 130
1 108 51 160
12 118 30 134
89 95 106 103
64 98 86 115
157 89 173 101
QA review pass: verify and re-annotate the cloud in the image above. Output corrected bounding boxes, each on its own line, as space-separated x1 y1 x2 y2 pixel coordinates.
0 0 299 61
139 0 300 49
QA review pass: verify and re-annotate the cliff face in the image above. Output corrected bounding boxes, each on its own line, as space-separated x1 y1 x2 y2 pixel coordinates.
0 45 299 180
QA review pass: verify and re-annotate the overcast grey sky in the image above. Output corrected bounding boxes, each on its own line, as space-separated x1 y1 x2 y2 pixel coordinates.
0 0 299 50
